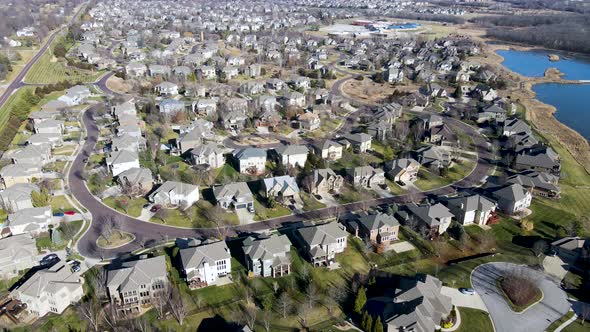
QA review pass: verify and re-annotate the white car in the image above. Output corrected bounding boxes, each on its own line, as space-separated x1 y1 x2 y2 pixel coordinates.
459 288 476 295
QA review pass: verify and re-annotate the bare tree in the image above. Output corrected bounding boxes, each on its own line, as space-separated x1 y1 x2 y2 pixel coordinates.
99 216 116 244
305 283 317 309
132 316 153 332
77 299 104 332
259 309 272 332
169 286 187 326
241 304 258 328
153 283 171 319
276 292 292 318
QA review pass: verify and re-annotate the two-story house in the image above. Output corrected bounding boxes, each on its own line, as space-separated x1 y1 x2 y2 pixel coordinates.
296 222 348 266
148 181 200 209
233 148 267 175
180 240 231 289
243 234 292 278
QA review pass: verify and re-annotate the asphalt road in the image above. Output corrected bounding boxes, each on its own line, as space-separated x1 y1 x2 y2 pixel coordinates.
0 4 87 110
471 262 570 332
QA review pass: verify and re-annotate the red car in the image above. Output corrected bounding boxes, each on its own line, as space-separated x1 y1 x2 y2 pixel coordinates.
64 211 76 216
150 205 162 213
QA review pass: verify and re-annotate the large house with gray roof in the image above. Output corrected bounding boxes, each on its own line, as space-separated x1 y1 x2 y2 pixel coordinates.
243 234 292 278
180 240 231 289
233 148 267 175
262 176 300 202
444 194 496 226
148 181 199 209
0 234 38 278
0 183 40 213
213 182 254 212
507 170 560 199
490 183 532 215
405 203 454 237
348 212 400 245
514 145 561 176
6 206 53 236
106 255 169 316
11 261 84 317
273 145 309 168
296 222 348 266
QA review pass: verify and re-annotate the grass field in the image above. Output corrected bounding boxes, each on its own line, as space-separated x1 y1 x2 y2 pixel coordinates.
50 195 77 213
23 40 103 84
455 307 494 332
103 196 147 218
97 230 134 248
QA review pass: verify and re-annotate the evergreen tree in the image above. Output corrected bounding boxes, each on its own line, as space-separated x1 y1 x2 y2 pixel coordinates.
383 145 394 161
373 317 384 332
361 311 370 331
354 286 367 314
365 314 373 332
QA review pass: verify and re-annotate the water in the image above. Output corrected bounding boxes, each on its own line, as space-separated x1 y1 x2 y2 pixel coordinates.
497 49 590 80
496 49 590 141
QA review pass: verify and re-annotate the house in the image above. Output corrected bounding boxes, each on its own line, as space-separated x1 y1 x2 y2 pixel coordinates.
26 133 63 148
154 82 179 96
180 240 231 289
112 134 145 152
0 234 38 278
406 203 454 237
58 85 91 106
148 181 199 209
212 182 254 212
384 67 404 83
297 112 320 131
106 149 140 176
106 256 168 316
221 110 248 131
284 91 306 108
514 145 561 175
384 158 420 183
444 194 497 226
6 206 53 236
550 237 590 266
367 121 391 141
490 183 532 215
126 62 147 76
177 124 214 154
34 119 64 135
189 144 225 169
149 65 171 77
273 145 309 168
0 183 39 213
365 274 452 332
262 176 300 201
424 83 447 98
313 140 343 161
243 234 292 278
11 261 84 317
158 99 185 114
296 222 348 266
199 66 216 80
340 133 372 153
266 78 284 91
245 64 262 78
474 84 497 101
192 99 217 117
311 168 344 195
415 146 452 170
11 144 51 165
0 164 42 188
233 148 266 175
350 212 400 245
507 170 560 198
503 118 531 137
475 104 507 123
117 167 154 196
346 166 386 189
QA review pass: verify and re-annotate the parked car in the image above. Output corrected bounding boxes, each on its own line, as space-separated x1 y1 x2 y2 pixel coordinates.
41 254 59 266
71 264 81 273
150 204 162 213
459 288 476 295
64 210 76 215
53 212 65 217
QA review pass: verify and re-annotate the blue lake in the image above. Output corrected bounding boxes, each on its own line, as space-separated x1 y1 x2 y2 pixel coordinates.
496 49 590 141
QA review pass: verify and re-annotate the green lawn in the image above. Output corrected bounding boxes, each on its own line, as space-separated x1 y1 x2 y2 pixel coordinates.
50 195 76 213
414 168 451 191
301 192 327 211
103 196 147 217
97 230 134 248
455 307 494 332
563 318 590 332
254 199 292 220
52 145 76 156
24 47 103 84
547 311 576 332
149 201 237 228
386 179 406 195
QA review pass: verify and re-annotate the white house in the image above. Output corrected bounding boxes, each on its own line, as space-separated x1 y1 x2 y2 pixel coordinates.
273 145 309 168
148 181 200 208
106 150 140 176
180 240 231 289
58 86 91 106
491 183 532 215
6 206 54 236
297 222 348 266
233 148 266 175
445 194 497 226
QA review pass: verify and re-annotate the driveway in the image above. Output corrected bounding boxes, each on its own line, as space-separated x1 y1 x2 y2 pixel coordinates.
441 286 488 312
471 262 570 332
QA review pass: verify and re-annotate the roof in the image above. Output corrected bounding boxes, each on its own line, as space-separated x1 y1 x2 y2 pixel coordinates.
243 234 292 261
0 183 39 203
0 163 41 177
213 182 253 202
106 149 139 165
274 145 309 156
150 181 198 198
342 133 372 144
357 212 400 230
315 140 342 150
107 256 167 293
180 240 230 270
233 148 266 160
507 170 560 193
7 206 51 227
445 194 496 213
263 176 300 195
0 234 37 267
117 167 153 185
492 183 529 203
551 237 588 251
298 222 347 247
13 261 82 298
407 203 454 227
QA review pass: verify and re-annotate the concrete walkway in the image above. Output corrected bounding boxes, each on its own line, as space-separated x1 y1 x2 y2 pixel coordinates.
554 311 578 332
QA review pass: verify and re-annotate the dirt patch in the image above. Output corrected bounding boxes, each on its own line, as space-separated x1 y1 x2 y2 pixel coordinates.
498 274 542 310
106 75 134 94
341 79 398 104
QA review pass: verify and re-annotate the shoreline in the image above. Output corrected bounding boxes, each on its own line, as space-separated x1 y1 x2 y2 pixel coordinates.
479 41 590 174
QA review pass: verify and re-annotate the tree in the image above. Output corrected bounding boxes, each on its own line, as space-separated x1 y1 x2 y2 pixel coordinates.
354 286 367 314
31 189 50 207
373 317 384 332
169 286 187 326
100 216 116 244
53 42 67 58
382 145 394 161
77 299 104 332
154 208 169 223
115 197 130 214
276 292 292 318
305 283 317 309
362 311 373 332
532 239 549 257
260 309 272 332
153 283 170 319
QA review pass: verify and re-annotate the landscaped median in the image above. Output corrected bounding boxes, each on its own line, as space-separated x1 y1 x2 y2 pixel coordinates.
97 229 135 249
496 271 543 313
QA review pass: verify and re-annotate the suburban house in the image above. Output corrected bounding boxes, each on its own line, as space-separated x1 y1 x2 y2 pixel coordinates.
415 145 452 170
550 237 590 266
311 168 344 195
243 234 292 278
506 170 560 198
116 167 154 196
514 145 561 175
213 182 255 212
112 134 146 152
106 149 140 176
233 148 267 175
179 240 231 289
384 158 420 184
340 133 372 153
296 222 348 266
444 194 497 226
405 203 455 237
148 181 200 209
189 144 226 169
11 261 84 317
503 118 531 137
348 212 400 245
158 99 186 114
10 144 52 165
0 183 39 212
365 274 452 332
297 112 321 131
0 164 43 189
34 119 64 135
6 206 54 236
475 104 507 123
490 183 532 215
313 140 343 161
0 234 38 279
273 145 309 168
58 85 91 106
154 81 179 96
106 256 169 316
346 166 386 189
262 176 300 201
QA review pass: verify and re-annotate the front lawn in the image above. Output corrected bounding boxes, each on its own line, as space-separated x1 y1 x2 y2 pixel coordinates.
301 192 327 211
50 195 76 213
254 199 292 220
149 201 238 228
103 196 148 217
455 307 494 332
414 168 451 191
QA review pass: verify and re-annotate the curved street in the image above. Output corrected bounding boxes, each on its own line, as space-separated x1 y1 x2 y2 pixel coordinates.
471 262 570 332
